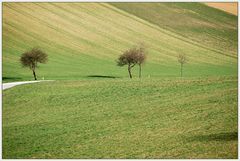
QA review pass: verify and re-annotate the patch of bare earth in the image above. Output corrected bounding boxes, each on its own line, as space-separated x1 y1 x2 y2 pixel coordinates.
204 2 238 16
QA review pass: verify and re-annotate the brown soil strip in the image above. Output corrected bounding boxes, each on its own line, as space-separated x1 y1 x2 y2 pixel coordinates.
204 2 238 16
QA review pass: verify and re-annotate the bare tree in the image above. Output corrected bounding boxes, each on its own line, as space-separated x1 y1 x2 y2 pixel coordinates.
177 53 187 77
137 45 147 78
20 47 48 80
117 47 139 78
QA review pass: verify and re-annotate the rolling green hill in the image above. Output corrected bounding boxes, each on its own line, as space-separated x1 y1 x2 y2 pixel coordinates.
2 2 237 81
111 2 238 56
2 2 238 159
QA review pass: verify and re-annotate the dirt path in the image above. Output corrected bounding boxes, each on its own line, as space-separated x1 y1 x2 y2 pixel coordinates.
2 80 53 90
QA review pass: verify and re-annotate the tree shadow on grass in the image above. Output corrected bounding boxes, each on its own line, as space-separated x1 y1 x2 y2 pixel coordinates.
187 132 238 142
2 77 22 81
86 75 120 79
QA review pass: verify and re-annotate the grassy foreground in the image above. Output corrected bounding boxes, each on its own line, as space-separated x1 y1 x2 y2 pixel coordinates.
3 76 237 158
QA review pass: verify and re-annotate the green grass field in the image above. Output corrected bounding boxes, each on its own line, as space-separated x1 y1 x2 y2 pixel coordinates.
3 77 238 158
2 2 238 159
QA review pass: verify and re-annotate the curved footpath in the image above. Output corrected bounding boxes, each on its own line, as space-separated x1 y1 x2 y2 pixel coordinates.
2 80 53 90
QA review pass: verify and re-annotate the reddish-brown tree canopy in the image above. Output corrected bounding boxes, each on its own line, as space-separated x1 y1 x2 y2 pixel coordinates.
20 47 48 80
137 46 146 65
177 53 187 77
117 45 147 78
20 48 48 69
117 47 146 67
178 53 187 65
117 47 139 67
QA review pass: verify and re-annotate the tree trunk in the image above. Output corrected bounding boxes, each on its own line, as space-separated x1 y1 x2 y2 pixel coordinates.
32 69 37 80
139 64 142 78
128 65 132 79
180 63 183 77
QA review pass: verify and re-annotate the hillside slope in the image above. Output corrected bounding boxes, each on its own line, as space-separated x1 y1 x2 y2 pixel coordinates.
2 3 238 158
111 2 238 56
2 3 237 81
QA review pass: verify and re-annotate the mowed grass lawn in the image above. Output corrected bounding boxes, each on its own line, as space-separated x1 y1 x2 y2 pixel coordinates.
3 76 237 158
